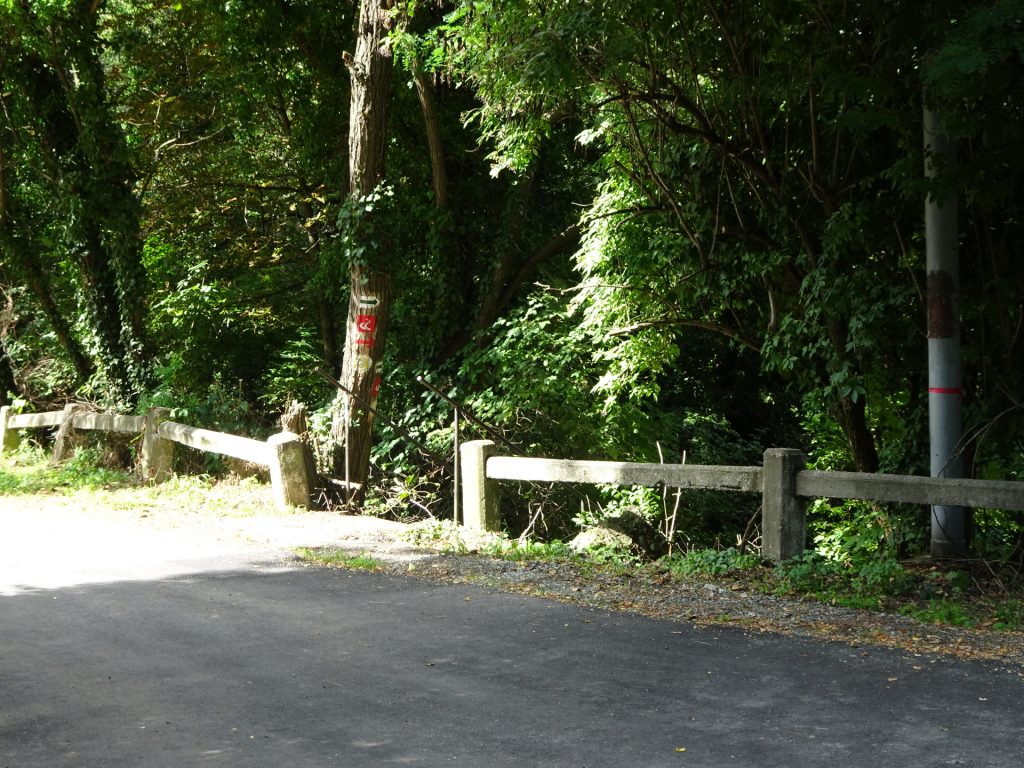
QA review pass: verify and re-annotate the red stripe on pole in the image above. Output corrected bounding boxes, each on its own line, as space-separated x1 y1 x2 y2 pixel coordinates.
928 387 962 395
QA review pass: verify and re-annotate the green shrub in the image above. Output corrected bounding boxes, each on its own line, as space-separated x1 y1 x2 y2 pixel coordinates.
899 599 977 628
663 547 762 578
481 537 573 562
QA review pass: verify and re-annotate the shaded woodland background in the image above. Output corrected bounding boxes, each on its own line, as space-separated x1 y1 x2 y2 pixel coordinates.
1 0 1021 561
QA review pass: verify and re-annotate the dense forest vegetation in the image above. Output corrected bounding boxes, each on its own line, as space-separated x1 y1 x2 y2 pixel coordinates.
1 1 1021 565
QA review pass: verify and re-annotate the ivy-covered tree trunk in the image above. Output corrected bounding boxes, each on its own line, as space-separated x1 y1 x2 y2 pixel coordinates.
0 348 15 406
3 1 150 405
330 0 394 495
0 42 94 385
55 4 150 404
0 231 95 384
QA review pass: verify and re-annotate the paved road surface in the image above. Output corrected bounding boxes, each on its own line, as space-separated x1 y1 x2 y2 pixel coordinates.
1 501 1021 767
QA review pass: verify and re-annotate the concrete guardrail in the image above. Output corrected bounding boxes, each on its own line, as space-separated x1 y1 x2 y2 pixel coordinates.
0 404 311 511
459 440 1024 563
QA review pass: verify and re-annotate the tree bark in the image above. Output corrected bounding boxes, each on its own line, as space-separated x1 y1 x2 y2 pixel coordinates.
346 0 393 198
0 130 94 383
413 65 449 211
836 393 879 474
330 0 394 494
0 346 16 406
332 266 391 493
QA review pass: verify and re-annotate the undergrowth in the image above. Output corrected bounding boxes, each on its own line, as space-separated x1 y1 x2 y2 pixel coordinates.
0 447 277 517
296 548 382 571
769 551 1024 630
0 445 135 494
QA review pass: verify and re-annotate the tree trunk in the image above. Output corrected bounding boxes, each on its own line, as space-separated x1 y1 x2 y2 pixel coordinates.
4 233 95 383
0 134 94 383
836 393 879 474
330 0 394 494
412 65 448 211
61 17 150 404
0 347 16 406
331 266 391 494
14 3 151 404
346 0 393 197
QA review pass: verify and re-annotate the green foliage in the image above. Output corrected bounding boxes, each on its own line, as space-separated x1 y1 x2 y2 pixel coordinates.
361 473 442 521
144 366 256 436
662 548 762 578
899 599 978 628
142 363 262 475
481 537 573 562
0 445 134 495
257 330 331 411
1 0 152 405
2 0 1023 583
774 551 915 600
811 499 927 563
296 548 382 571
993 600 1024 632
575 485 660 530
438 0 1024 486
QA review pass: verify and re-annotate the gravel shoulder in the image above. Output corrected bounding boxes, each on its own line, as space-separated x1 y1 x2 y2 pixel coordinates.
353 548 1024 674
310 520 1024 674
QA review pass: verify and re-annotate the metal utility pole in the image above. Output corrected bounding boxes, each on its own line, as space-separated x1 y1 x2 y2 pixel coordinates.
924 107 967 558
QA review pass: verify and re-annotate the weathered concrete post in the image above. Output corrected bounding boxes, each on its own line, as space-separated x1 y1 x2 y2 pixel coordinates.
267 431 311 510
460 439 500 532
50 403 83 464
140 407 173 482
762 448 807 562
0 406 19 453
280 400 318 501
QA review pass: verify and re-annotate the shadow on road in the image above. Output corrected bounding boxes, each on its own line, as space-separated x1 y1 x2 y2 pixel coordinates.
1 565 1021 768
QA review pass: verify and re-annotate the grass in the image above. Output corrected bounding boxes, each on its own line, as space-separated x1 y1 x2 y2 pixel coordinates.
0 446 278 518
296 547 382 571
0 445 134 494
480 537 574 562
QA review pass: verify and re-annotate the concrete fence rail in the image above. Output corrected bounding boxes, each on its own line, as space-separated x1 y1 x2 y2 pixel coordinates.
460 440 1024 563
486 456 763 492
7 410 66 429
796 471 1024 512
0 405 311 510
68 412 147 433
156 420 271 465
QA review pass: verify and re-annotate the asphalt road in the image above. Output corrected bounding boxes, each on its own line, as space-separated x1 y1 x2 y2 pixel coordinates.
1 506 1021 766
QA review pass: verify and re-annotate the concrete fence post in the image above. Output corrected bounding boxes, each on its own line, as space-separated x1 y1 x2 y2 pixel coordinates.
267 431 311 510
0 406 19 453
762 448 807 562
141 407 173 482
50 403 83 464
460 439 500 532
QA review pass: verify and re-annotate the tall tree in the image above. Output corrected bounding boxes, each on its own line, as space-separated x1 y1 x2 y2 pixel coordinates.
441 0 1024 481
331 0 396 493
0 109 94 383
0 0 150 404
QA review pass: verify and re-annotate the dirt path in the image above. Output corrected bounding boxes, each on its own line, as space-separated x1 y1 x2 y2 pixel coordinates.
0 482 424 595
